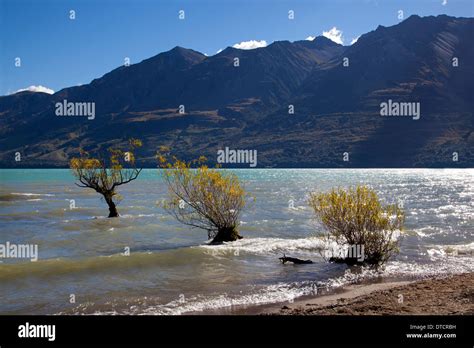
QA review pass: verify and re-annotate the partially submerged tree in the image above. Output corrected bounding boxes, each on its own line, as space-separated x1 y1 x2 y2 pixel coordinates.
308 185 404 266
157 148 248 244
70 139 142 217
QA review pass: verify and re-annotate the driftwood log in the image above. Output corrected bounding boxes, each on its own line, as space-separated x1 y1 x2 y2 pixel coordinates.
279 254 313 264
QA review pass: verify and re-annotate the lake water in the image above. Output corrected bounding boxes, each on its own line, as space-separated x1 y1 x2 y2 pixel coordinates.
0 169 473 314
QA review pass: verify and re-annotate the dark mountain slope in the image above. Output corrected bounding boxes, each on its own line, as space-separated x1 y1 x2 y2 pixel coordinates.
252 15 473 167
0 15 472 168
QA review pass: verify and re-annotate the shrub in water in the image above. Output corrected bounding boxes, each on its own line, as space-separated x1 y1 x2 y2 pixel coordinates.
308 185 404 266
157 148 250 244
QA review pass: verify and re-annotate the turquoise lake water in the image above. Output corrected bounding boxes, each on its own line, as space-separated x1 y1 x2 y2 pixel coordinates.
0 169 473 314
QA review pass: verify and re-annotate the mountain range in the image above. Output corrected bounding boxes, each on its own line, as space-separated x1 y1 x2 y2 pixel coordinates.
0 14 473 168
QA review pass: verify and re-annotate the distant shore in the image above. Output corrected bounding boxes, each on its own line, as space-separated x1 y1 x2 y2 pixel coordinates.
257 273 473 315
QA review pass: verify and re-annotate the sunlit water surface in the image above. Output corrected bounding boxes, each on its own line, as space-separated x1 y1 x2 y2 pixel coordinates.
0 169 473 314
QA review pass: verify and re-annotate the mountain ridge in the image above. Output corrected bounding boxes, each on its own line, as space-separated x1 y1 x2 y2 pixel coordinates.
0 14 472 168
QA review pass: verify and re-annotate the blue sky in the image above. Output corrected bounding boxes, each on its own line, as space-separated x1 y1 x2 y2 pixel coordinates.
1 0 473 96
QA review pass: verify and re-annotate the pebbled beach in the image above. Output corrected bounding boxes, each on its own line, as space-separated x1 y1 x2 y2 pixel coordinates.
269 273 474 315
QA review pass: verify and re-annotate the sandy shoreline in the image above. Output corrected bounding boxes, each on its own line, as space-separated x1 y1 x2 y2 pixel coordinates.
268 273 474 315
190 273 474 315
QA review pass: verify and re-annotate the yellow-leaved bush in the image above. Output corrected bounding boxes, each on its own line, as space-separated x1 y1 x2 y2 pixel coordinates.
308 185 404 266
70 139 142 217
157 147 250 244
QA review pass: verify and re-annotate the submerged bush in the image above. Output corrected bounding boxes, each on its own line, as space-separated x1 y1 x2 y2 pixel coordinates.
157 148 249 244
70 139 142 218
308 185 404 266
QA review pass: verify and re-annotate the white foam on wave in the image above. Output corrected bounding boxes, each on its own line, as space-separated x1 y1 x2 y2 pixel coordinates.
87 248 473 316
426 242 474 257
134 241 474 315
197 233 402 258
412 226 441 238
115 256 465 315
82 234 474 315
120 213 157 218
385 258 474 278
383 242 474 277
11 192 54 197
92 213 160 220
112 266 367 315
415 204 473 218
198 237 328 256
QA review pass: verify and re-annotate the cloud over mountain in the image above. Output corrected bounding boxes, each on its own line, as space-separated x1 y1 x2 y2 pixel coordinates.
350 36 360 45
232 40 267 50
13 85 54 95
322 27 344 45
